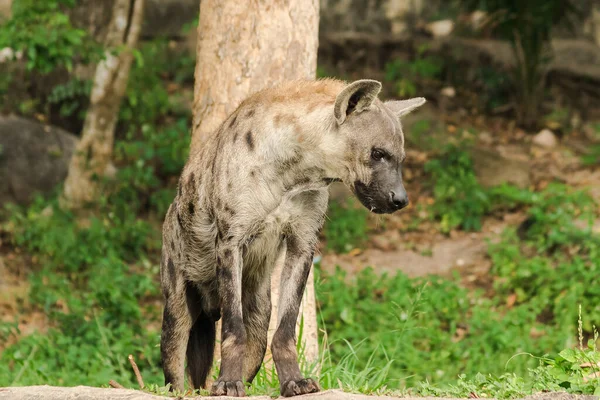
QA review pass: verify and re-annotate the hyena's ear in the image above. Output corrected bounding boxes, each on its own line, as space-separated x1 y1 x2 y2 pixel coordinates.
384 98 427 119
334 79 382 124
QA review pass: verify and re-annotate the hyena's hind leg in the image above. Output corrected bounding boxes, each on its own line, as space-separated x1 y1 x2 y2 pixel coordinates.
160 253 201 393
242 272 272 383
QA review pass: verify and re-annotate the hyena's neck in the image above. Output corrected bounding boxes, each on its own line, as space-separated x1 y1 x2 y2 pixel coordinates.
271 105 347 183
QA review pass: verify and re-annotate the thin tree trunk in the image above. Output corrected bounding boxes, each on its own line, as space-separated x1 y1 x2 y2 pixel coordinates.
191 0 321 382
61 0 145 209
593 5 600 46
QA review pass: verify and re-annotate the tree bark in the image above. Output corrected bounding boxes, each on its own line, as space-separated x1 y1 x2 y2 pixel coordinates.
61 0 145 209
592 5 600 46
191 0 321 380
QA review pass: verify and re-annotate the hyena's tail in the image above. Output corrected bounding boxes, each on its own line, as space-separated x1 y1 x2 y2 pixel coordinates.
186 312 216 389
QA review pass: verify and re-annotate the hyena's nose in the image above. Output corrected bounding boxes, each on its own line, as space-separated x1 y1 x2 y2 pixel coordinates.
390 189 409 210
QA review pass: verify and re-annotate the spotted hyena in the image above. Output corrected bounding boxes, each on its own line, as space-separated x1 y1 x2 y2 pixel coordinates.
160 78 425 397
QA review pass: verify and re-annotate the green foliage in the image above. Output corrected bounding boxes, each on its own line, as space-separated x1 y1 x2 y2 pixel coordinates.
0 0 101 73
489 189 600 331
0 34 193 388
385 45 443 97
114 119 190 217
547 333 600 396
0 195 161 386
424 143 491 232
324 198 370 253
120 38 195 126
475 66 512 112
459 0 581 128
317 177 600 393
47 78 92 118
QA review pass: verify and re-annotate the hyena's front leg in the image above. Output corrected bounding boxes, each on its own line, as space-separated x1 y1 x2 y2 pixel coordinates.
211 245 247 397
271 234 320 397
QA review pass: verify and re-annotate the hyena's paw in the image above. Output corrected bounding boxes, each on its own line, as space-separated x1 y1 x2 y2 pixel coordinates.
280 378 320 397
210 380 246 397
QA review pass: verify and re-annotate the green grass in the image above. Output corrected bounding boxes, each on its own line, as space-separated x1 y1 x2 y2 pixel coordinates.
323 197 370 253
2 135 599 396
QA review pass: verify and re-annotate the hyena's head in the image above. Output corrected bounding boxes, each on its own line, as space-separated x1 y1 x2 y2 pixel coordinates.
332 79 426 214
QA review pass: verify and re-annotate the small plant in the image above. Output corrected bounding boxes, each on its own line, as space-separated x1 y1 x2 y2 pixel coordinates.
47 78 92 118
0 0 101 73
323 198 370 253
460 0 581 128
385 45 443 98
424 143 491 232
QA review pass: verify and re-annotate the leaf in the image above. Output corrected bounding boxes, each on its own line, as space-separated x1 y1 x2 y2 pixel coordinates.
558 348 578 363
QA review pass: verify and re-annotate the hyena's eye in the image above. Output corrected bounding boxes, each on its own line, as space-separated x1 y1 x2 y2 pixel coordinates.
371 148 387 162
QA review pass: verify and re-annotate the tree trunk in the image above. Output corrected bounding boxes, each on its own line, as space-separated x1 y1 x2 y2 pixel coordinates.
61 0 145 209
191 0 321 381
593 5 600 46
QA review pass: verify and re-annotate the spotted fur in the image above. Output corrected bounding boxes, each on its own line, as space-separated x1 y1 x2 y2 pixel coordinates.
159 78 425 397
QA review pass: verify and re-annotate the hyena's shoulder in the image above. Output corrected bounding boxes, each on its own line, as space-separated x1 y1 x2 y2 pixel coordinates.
246 78 345 105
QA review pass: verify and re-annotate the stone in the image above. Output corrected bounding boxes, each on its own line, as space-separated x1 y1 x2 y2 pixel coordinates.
0 116 78 206
425 19 454 38
440 86 456 97
533 129 558 148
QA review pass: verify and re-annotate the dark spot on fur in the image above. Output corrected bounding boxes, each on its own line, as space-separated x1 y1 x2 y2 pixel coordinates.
324 177 341 184
227 181 232 191
177 212 184 228
167 258 176 282
285 235 301 257
185 281 202 318
170 240 175 251
296 257 314 299
220 220 230 236
246 131 254 151
246 109 255 118
217 263 232 281
224 206 235 216
280 154 303 171
161 306 177 336
233 132 238 143
188 201 195 215
250 170 256 177
229 115 238 129
223 249 232 258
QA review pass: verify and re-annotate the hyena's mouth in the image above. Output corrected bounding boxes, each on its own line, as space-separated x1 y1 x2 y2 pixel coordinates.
352 180 393 214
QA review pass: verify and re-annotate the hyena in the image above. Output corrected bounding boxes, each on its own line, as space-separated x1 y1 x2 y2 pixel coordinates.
160 78 425 397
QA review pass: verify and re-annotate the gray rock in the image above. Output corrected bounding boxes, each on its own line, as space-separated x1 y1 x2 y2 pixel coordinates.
0 116 77 206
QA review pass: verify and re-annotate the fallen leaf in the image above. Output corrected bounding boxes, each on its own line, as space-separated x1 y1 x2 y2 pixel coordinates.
506 293 517 308
348 248 362 257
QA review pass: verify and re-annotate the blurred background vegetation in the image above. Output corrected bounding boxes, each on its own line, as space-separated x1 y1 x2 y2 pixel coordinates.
0 0 599 397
